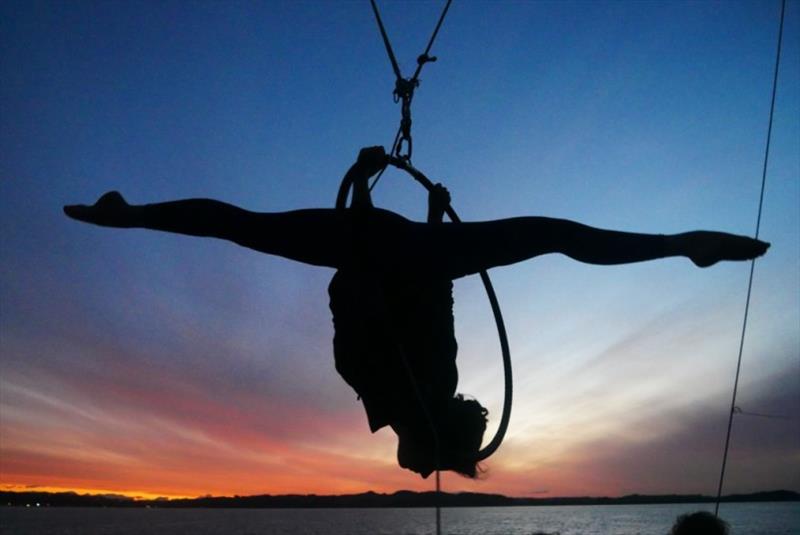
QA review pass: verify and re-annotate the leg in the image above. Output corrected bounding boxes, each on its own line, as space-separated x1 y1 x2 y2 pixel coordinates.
405 216 769 279
64 149 391 267
64 191 355 268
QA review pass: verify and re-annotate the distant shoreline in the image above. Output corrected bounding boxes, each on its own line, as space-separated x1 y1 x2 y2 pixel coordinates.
2 489 797 509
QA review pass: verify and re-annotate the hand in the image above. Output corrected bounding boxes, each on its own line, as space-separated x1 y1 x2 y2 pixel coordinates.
63 191 133 227
427 183 451 223
430 183 451 208
356 146 388 177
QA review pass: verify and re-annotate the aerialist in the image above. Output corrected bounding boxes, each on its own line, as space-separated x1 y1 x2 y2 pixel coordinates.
64 146 769 479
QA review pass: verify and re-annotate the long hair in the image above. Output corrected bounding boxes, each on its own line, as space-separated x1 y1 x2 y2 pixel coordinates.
440 394 488 478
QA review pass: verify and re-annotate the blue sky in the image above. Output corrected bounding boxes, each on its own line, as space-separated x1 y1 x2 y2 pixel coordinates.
1 0 797 498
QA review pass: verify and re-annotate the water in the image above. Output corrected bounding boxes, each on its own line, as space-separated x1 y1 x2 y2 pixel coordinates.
1 503 798 535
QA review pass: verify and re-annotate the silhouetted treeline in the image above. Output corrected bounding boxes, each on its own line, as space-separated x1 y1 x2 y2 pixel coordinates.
2 489 797 508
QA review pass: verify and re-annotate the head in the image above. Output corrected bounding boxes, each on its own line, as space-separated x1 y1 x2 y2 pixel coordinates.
670 512 729 535
396 394 488 478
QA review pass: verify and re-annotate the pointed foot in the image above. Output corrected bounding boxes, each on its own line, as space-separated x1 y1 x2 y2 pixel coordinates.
685 231 770 268
63 191 130 226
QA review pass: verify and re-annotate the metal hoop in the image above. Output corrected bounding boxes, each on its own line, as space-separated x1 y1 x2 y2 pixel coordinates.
335 156 512 462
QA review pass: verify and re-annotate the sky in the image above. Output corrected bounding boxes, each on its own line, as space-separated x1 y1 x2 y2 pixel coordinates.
1 0 798 500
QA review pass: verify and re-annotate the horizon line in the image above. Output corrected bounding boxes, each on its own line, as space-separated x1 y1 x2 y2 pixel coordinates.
2 487 797 503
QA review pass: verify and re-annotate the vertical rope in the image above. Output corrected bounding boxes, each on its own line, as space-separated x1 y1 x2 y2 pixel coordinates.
369 0 402 80
334 170 442 535
411 0 453 83
714 0 786 517
367 0 454 189
391 336 442 535
363 5 455 525
435 469 441 535
368 126 402 192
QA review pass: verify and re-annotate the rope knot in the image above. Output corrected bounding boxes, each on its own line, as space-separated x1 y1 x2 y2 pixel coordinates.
417 53 437 66
393 77 419 102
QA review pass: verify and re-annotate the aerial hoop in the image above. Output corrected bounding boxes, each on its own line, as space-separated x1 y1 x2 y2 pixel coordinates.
335 156 513 463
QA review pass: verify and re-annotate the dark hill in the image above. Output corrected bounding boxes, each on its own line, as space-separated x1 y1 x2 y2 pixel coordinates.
2 489 797 508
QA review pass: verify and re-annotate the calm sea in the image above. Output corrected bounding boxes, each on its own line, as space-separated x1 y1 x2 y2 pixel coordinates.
1 503 798 535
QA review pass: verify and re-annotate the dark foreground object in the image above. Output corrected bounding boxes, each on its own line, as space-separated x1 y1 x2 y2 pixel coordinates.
670 511 729 535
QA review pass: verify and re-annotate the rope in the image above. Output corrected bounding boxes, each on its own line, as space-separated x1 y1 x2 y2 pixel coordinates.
714 0 786 517
335 156 513 535
435 469 441 534
364 6 499 534
410 0 453 84
335 164 444 535
393 331 442 535
368 0 454 168
377 281 444 535
369 0 402 81
733 407 796 421
368 126 401 192
386 157 513 463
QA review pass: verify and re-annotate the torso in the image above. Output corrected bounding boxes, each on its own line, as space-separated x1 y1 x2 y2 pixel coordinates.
328 268 458 432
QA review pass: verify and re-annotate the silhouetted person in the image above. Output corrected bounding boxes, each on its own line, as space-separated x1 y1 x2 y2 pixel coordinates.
329 163 482 477
670 511 730 535
64 146 769 478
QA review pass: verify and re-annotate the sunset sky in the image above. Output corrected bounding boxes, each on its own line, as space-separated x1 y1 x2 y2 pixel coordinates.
1 1 798 500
